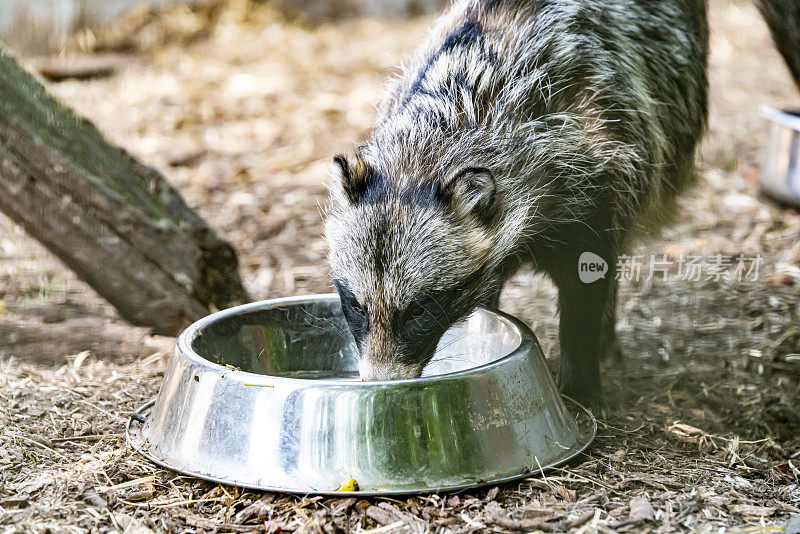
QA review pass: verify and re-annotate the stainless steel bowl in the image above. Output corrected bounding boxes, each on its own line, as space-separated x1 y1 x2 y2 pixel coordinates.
761 106 800 206
127 294 595 495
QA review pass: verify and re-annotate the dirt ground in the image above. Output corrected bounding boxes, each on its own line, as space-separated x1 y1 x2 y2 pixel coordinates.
2 1 800 532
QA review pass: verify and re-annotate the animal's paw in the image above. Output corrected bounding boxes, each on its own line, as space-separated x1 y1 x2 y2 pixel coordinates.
559 383 608 419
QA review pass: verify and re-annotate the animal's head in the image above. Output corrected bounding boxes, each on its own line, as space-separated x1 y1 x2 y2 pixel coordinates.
324 153 501 380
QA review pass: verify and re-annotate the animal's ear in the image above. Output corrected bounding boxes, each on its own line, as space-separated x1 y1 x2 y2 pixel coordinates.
441 166 496 220
330 154 371 205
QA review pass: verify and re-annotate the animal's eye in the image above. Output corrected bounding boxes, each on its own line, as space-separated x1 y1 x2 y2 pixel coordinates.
406 302 426 323
349 296 365 317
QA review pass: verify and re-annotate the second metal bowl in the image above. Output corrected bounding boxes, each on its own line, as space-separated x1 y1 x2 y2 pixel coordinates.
761 106 800 206
128 294 594 495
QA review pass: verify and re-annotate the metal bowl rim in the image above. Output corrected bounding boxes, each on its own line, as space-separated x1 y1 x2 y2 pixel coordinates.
126 396 596 496
176 293 540 387
760 105 800 131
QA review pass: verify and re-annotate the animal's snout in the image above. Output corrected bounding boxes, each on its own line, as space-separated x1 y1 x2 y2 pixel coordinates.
358 358 423 381
356 326 427 380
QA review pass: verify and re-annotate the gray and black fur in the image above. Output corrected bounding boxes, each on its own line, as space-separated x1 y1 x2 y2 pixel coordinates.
757 0 800 89
324 0 749 410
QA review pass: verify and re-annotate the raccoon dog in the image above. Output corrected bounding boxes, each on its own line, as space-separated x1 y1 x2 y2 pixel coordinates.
324 0 711 410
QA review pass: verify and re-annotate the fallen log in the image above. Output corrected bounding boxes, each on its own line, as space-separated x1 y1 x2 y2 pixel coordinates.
0 46 248 336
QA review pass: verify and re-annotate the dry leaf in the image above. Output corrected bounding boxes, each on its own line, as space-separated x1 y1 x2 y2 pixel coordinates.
666 422 706 443
729 504 776 518
557 486 577 502
522 507 555 520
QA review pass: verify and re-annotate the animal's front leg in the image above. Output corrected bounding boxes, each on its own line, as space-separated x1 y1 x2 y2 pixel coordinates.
551 247 615 413
600 277 624 362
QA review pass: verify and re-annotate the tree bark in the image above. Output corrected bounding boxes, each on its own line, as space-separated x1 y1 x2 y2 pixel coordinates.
758 0 800 90
0 46 248 336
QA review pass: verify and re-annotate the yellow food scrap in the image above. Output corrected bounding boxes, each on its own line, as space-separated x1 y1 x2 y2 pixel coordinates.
339 478 359 491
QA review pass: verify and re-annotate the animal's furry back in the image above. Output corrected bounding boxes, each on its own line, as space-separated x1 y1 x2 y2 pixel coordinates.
356 0 709 259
